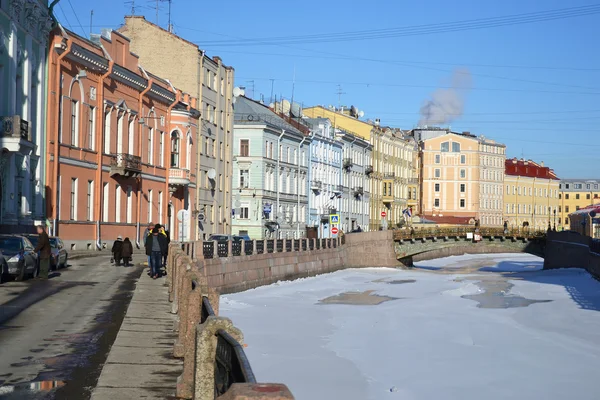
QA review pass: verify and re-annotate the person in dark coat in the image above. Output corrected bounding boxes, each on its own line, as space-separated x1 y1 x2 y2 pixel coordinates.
121 237 134 266
111 236 124 266
145 228 168 279
33 225 52 280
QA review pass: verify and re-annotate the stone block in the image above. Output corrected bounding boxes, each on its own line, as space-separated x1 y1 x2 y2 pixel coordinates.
218 383 295 400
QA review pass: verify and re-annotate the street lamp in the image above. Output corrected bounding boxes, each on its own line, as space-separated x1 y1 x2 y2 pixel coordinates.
553 208 557 231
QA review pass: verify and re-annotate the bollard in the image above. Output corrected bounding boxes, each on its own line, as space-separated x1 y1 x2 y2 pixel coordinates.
193 316 244 400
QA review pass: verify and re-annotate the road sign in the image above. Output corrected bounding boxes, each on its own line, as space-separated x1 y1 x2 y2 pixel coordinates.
197 213 205 222
263 204 272 213
177 209 189 222
329 214 340 224
331 226 339 235
381 211 387 218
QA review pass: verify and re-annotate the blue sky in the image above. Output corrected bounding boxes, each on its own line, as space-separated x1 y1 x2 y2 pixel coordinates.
55 0 600 178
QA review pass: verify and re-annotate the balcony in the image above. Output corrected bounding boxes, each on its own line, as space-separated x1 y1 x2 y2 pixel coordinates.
311 180 322 191
365 165 374 176
407 177 418 184
334 184 344 194
110 153 142 177
169 168 191 186
343 158 353 171
353 186 364 197
0 115 33 154
383 172 395 179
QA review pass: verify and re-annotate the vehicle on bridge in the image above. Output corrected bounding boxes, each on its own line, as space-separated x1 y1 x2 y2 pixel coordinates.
24 235 68 270
0 235 39 282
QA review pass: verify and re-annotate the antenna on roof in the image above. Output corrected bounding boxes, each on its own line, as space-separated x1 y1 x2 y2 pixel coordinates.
125 0 136 14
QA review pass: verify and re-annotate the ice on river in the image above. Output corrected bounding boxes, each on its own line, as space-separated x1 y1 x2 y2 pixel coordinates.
220 253 600 400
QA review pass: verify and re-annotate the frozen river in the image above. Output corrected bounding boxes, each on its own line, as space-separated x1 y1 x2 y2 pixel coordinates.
220 254 600 400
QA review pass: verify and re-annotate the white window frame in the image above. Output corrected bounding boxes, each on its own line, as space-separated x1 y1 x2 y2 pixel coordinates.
158 191 163 224
103 182 109 222
87 180 94 221
148 189 153 224
126 185 133 224
148 126 154 164
115 184 121 223
159 131 164 167
88 106 95 150
70 178 78 220
104 110 111 154
71 99 79 147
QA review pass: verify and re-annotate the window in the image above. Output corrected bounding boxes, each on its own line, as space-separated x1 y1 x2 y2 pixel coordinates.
265 141 269 157
460 154 466 164
565 206 569 213
452 142 461 152
576 206 580 211
148 189 153 224
115 184 121 223
170 131 179 167
460 169 466 179
158 191 163 225
575 184 582 189
88 106 95 150
565 194 569 200
240 139 249 156
87 180 93 221
70 178 78 220
576 194 580 200
220 141 223 160
219 174 223 191
460 184 466 193
434 169 441 178
102 183 109 222
104 111 111 153
239 205 249 219
441 142 449 152
148 127 154 164
240 169 249 188
71 100 79 146
435 154 440 164
434 198 440 207
460 199 465 208
434 183 440 192
159 132 164 167
270 142 274 159
126 186 133 223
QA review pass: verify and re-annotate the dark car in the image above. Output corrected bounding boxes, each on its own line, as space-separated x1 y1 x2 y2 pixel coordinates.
208 234 233 242
233 234 251 241
25 235 68 270
0 235 39 282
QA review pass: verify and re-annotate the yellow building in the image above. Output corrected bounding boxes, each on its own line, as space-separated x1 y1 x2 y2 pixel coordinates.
503 158 560 231
418 129 505 226
304 106 418 230
558 179 600 229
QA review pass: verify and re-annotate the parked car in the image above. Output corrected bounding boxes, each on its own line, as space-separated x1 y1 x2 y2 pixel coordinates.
208 234 232 242
233 234 251 241
24 235 68 270
0 235 39 281
0 248 7 284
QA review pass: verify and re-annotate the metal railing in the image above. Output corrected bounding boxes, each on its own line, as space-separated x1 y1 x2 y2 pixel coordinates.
111 153 142 171
393 227 546 241
214 329 257 397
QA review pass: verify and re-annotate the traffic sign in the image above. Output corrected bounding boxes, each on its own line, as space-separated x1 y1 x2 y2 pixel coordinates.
197 213 205 222
331 226 339 235
381 211 387 218
329 214 340 224
177 209 189 222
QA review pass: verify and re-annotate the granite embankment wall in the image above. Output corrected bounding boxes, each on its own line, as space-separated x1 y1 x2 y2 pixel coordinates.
544 231 600 278
197 231 401 294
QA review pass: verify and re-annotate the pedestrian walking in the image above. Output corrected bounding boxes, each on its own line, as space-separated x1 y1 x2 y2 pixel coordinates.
145 227 168 279
144 223 153 268
33 225 51 280
121 237 134 266
111 236 124 266
160 225 170 269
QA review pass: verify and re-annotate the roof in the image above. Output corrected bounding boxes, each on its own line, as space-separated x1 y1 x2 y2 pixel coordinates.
505 158 559 180
420 215 476 225
569 203 600 216
234 97 307 137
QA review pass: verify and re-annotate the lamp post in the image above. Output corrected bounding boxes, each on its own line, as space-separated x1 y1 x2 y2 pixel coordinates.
553 208 557 231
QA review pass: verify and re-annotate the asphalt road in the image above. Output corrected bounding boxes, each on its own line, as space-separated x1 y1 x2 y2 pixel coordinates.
0 254 146 399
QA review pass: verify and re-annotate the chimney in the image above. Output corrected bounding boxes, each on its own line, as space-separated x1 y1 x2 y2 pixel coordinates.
463 131 470 135
540 161 544 167
375 118 380 126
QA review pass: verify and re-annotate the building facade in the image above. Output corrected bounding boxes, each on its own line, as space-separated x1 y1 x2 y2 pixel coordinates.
232 96 310 239
503 158 559 231
120 16 234 240
0 0 52 233
46 27 198 250
338 128 372 232
305 118 343 237
478 137 505 226
558 179 600 229
303 106 417 231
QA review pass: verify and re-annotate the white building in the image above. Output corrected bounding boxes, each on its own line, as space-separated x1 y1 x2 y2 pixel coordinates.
0 0 52 233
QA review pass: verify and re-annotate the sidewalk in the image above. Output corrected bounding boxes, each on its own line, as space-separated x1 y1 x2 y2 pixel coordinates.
91 269 182 399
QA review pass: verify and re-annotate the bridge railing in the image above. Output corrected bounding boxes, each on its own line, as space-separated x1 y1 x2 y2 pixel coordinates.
197 238 338 259
393 226 547 241
166 244 295 400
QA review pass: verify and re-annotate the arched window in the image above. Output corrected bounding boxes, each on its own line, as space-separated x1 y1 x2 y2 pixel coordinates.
171 131 180 167
440 142 449 152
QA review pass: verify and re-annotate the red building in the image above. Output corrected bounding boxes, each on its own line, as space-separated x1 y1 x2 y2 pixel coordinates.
46 27 198 250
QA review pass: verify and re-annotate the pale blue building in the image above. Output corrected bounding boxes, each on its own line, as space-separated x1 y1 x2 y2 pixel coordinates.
232 96 311 239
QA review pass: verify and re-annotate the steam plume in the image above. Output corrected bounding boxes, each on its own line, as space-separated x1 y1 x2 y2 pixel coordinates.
418 69 472 126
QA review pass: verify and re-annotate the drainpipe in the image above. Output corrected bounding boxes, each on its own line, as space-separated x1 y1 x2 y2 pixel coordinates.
48 32 72 237
135 75 153 248
297 134 309 238
276 129 285 238
94 60 114 250
165 90 181 233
